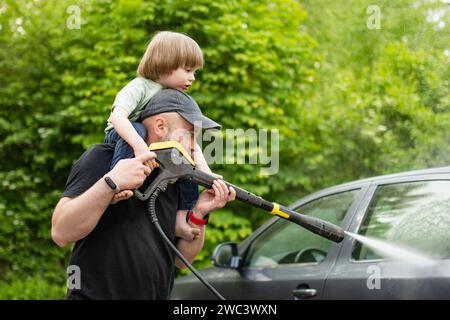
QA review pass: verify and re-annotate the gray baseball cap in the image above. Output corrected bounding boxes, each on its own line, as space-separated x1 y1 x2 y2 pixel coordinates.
141 88 221 130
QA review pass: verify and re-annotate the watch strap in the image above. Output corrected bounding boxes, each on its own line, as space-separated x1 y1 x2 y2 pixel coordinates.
104 176 120 193
188 210 209 225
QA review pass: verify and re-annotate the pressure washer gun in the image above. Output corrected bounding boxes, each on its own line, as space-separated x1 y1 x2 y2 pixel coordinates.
134 141 345 243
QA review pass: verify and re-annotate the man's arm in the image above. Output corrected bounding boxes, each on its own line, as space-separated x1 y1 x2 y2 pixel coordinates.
51 154 154 247
175 179 236 268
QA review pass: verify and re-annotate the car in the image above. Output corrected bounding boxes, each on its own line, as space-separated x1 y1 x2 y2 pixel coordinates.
171 166 450 300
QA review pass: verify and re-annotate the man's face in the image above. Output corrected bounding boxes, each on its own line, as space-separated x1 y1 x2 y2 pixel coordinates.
165 116 198 155
143 112 199 155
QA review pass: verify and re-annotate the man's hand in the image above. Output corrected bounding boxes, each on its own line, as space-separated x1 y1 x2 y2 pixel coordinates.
107 153 155 191
193 179 236 217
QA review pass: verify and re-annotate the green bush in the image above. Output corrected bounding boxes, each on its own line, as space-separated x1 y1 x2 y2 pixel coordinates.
0 277 66 300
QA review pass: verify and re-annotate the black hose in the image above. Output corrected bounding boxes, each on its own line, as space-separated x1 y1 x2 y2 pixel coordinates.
148 188 226 300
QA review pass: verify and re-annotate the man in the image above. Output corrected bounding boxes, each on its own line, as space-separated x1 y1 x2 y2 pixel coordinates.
51 89 235 299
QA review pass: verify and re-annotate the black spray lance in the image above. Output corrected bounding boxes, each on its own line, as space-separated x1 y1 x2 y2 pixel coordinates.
134 141 344 243
134 141 345 300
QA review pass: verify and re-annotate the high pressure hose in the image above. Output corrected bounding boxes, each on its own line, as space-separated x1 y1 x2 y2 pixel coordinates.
148 187 226 300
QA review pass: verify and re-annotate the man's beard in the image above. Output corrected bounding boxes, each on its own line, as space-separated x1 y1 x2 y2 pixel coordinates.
163 127 193 156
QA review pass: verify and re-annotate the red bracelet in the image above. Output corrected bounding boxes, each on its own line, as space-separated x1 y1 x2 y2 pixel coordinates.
188 210 209 225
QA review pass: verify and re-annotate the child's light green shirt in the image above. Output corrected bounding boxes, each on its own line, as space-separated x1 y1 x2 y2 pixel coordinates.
105 77 162 132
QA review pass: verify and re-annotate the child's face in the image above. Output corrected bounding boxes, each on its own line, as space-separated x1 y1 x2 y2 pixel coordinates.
158 67 199 92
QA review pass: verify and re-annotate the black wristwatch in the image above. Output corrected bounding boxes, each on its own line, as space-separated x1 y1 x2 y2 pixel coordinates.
104 176 120 193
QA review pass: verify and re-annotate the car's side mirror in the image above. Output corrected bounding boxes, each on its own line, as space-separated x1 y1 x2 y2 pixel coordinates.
212 242 241 269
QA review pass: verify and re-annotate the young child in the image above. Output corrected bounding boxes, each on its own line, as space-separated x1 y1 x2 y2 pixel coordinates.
104 31 214 241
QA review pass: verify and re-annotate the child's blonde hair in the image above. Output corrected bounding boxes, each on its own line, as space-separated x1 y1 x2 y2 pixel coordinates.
137 31 204 81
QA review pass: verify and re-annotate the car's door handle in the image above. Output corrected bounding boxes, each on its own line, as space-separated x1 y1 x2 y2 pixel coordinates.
292 288 317 299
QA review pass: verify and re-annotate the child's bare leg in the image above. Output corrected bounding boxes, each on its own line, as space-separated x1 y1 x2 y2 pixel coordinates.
175 211 200 241
111 190 133 204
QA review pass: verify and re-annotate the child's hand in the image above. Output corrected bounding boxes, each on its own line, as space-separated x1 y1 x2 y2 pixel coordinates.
134 147 157 170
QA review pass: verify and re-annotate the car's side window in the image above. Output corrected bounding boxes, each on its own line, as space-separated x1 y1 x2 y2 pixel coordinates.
353 180 450 261
244 190 359 268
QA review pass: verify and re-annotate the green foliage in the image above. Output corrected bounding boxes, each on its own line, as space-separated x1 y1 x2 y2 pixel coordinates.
0 277 65 300
0 0 448 298
294 0 450 192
